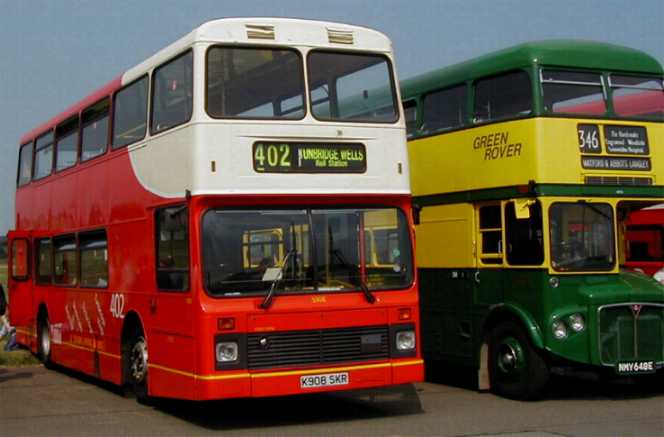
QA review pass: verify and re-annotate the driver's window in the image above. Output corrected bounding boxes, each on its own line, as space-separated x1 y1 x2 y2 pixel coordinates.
156 206 189 291
505 201 544 266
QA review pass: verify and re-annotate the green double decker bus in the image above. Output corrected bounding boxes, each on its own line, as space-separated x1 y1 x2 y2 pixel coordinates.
402 40 664 399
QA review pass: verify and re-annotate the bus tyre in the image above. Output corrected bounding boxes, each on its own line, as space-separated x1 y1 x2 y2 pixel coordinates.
488 321 549 400
37 313 52 367
126 334 150 404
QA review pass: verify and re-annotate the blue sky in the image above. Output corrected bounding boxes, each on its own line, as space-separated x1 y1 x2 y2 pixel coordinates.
0 0 662 233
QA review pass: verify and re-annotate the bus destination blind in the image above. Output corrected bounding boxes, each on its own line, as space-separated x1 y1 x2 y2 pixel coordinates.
253 142 366 173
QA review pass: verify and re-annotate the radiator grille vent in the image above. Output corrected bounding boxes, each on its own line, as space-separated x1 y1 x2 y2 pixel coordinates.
247 325 389 369
246 24 275 40
327 28 354 44
585 176 652 186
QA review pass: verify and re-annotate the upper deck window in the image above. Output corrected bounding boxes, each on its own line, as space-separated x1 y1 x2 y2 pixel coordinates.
113 76 148 149
422 84 467 133
308 51 398 123
474 71 532 123
55 116 79 172
610 75 664 121
151 51 193 134
17 142 33 186
403 100 417 137
541 70 606 116
33 131 54 180
81 98 109 161
206 46 305 119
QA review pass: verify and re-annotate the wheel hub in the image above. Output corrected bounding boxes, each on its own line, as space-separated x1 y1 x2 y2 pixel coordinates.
130 338 148 383
497 337 525 375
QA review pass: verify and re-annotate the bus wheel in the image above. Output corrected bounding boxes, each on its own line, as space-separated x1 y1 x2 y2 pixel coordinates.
126 334 149 403
488 321 549 400
37 312 52 366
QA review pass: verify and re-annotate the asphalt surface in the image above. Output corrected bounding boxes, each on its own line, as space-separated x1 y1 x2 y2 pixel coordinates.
1 365 663 436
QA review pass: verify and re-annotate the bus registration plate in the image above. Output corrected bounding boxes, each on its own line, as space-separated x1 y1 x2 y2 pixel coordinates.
300 372 349 389
616 361 656 375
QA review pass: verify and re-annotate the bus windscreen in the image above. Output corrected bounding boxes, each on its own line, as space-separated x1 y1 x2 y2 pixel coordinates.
202 208 412 296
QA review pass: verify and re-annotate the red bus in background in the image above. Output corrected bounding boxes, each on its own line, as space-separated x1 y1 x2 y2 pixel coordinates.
625 204 664 282
7 18 423 402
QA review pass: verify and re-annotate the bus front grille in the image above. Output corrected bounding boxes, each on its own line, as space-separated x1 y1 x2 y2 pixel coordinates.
599 304 664 365
247 325 389 369
584 176 652 186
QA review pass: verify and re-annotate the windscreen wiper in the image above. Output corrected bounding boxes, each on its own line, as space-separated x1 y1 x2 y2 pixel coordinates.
331 249 375 304
260 249 295 310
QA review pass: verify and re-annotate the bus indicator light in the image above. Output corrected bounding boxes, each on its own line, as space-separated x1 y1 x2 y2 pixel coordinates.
218 317 235 331
398 308 412 320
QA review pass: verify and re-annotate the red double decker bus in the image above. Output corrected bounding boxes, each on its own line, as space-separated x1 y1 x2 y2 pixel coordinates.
7 18 423 401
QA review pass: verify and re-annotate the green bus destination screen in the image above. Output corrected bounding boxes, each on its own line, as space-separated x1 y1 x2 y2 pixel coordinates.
252 142 366 173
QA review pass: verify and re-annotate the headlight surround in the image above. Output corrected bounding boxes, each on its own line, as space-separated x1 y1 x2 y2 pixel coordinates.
216 341 239 362
568 313 585 332
395 330 416 351
552 319 568 340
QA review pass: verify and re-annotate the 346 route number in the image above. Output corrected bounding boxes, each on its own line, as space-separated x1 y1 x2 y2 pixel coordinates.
578 124 601 153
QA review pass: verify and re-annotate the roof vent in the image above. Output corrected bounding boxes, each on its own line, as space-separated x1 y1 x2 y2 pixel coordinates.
246 24 275 40
327 28 354 45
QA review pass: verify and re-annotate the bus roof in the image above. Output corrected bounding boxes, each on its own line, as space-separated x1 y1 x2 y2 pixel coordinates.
401 39 664 99
20 17 392 145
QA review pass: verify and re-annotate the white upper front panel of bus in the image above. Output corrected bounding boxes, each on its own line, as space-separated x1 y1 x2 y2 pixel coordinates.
123 18 409 198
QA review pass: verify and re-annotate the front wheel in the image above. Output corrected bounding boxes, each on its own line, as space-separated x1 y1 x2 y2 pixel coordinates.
488 321 549 400
126 334 149 403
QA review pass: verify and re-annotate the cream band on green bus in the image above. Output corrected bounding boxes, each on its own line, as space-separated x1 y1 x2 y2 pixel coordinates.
402 40 664 400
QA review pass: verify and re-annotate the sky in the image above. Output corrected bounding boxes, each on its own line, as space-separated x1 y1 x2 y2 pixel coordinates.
0 0 662 234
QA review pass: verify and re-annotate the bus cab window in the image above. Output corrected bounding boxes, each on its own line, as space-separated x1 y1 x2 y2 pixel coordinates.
505 200 544 266
53 236 77 286
474 71 532 123
36 239 53 284
156 206 189 291
151 51 193 134
478 204 503 264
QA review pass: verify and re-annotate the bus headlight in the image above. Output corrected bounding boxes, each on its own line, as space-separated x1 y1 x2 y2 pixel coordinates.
396 330 416 351
654 268 664 285
568 313 585 332
216 341 239 362
552 320 568 340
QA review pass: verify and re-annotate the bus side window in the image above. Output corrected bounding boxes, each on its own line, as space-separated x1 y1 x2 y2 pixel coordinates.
505 201 544 266
53 235 77 286
81 98 110 162
473 70 532 123
79 230 108 288
112 75 148 149
17 142 33 186
55 116 79 172
11 239 30 280
35 239 53 285
151 50 193 134
403 100 418 138
156 206 189 291
33 131 54 180
422 84 467 133
478 204 503 265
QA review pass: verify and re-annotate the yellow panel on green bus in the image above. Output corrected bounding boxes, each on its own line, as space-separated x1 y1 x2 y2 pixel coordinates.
408 118 663 197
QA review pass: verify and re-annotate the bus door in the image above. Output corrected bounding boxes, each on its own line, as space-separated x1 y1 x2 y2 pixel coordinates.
7 231 32 343
475 203 505 305
502 200 545 311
